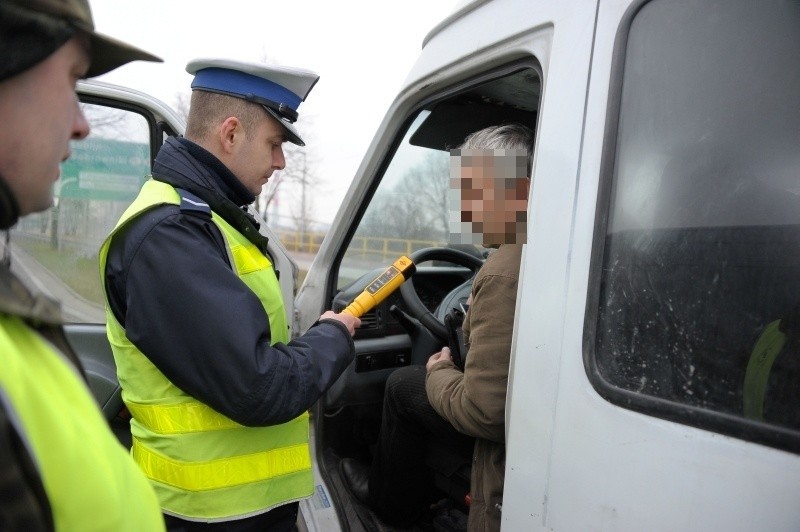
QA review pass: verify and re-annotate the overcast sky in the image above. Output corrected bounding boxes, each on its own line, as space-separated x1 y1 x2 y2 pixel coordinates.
90 1 460 226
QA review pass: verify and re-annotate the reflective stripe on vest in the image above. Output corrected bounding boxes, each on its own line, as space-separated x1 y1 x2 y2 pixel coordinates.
126 400 242 434
131 436 311 491
132 414 311 491
743 319 787 420
0 314 164 531
98 179 310 520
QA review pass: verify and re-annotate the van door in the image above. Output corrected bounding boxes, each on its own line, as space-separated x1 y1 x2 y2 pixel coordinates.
294 1 596 528
504 0 800 530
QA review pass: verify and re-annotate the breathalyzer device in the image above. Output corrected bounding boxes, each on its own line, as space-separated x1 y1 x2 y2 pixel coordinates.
342 255 416 317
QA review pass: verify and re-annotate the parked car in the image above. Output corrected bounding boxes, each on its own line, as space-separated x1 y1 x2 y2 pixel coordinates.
10 0 799 530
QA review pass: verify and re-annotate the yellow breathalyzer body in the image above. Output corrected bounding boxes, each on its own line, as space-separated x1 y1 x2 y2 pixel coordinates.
342 255 416 317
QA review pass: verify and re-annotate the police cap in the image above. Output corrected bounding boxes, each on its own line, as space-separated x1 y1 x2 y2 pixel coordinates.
186 58 320 146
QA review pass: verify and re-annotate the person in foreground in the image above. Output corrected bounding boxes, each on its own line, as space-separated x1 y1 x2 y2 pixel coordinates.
100 58 361 531
340 123 533 532
0 0 164 530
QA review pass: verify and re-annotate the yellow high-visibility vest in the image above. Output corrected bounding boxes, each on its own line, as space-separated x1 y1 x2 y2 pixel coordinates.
99 179 311 521
0 313 164 531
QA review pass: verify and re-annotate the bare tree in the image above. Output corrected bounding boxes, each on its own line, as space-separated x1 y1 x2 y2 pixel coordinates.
285 148 316 235
255 142 309 221
256 118 325 237
401 152 450 235
260 140 324 233
257 171 282 218
173 91 191 122
81 102 147 141
359 152 450 242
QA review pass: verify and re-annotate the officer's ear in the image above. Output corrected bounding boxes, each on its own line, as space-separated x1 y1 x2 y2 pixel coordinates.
218 116 243 154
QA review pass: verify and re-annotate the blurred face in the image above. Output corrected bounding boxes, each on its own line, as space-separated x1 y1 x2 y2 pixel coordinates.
0 35 91 216
229 112 287 196
449 149 530 246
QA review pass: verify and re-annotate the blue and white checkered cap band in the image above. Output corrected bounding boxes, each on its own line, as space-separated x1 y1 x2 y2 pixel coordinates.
191 67 302 116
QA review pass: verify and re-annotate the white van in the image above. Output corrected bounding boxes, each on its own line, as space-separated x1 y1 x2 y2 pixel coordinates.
11 0 798 530
297 0 800 529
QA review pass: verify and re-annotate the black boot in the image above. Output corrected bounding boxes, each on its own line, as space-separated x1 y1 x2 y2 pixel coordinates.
339 458 371 504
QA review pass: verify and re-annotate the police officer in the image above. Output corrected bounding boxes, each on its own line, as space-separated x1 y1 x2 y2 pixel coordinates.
0 0 164 530
100 59 361 530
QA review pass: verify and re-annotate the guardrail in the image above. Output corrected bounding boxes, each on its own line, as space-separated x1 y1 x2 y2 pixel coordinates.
276 231 440 262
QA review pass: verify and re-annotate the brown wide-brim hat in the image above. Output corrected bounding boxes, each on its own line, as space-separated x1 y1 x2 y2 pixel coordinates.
3 0 161 78
84 28 162 78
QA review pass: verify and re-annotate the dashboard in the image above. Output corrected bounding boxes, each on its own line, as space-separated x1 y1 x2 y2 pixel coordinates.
333 266 474 340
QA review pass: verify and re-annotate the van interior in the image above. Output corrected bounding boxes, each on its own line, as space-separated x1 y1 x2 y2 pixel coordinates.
314 63 542 531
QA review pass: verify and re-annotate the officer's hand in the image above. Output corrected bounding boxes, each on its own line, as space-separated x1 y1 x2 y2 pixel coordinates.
320 311 361 336
426 347 453 372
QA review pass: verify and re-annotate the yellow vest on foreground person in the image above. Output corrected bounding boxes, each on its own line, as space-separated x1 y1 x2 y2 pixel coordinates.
0 297 164 531
1 0 163 528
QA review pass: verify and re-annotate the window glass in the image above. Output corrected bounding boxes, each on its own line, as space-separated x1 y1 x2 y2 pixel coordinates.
595 0 800 434
338 112 455 287
337 66 540 289
10 103 151 324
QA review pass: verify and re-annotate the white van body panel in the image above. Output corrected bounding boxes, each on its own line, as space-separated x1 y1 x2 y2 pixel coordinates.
504 1 800 531
296 0 800 530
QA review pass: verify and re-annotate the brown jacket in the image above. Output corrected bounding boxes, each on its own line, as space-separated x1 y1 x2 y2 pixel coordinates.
426 244 522 532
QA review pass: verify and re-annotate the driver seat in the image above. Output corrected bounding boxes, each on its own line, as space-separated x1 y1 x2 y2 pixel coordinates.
426 439 472 511
426 277 474 512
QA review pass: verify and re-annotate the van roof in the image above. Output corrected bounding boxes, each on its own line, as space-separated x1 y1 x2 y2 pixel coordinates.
422 0 490 47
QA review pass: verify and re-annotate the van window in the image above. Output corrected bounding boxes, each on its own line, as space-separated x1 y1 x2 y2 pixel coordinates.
337 66 540 289
591 0 800 447
9 103 151 324
337 112 452 288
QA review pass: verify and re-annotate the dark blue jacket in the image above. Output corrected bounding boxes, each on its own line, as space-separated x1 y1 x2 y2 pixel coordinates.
104 137 354 426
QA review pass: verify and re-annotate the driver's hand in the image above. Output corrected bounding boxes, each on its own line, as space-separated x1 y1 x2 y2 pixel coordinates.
320 311 361 336
426 347 453 372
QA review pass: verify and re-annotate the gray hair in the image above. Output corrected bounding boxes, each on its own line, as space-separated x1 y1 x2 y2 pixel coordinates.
460 123 535 173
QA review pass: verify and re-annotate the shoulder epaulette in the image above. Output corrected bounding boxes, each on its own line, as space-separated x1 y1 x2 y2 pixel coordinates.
176 188 211 216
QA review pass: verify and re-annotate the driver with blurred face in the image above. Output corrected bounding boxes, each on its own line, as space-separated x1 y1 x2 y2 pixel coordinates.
0 0 165 530
340 123 533 532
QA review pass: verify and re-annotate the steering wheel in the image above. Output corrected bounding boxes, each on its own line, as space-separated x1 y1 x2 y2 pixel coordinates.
399 247 484 341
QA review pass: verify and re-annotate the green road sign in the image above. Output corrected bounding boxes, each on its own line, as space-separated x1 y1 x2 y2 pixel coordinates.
58 138 149 201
